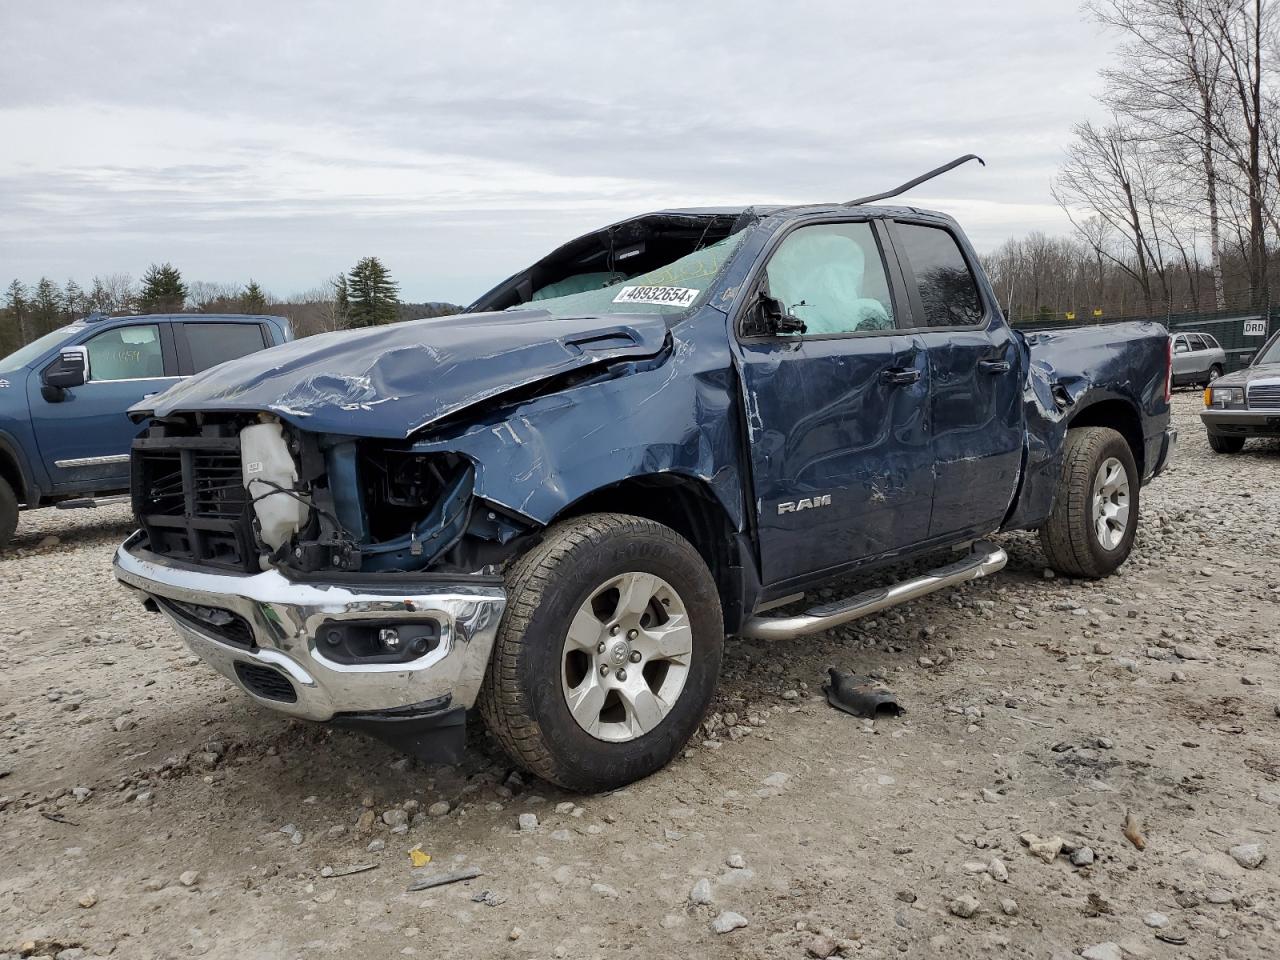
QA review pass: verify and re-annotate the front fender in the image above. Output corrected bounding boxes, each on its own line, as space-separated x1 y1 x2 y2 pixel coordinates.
407 312 748 535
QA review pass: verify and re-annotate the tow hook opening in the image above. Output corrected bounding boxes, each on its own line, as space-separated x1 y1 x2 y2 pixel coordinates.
317 619 443 665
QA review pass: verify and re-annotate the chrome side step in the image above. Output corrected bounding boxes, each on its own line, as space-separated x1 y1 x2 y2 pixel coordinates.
739 540 1008 641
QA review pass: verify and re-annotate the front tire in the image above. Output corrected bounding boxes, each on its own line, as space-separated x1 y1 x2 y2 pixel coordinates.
0 477 17 552
479 513 723 792
1040 427 1139 579
1208 432 1246 454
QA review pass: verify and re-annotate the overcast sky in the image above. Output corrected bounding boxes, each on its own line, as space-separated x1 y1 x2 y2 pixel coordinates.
0 1 1117 304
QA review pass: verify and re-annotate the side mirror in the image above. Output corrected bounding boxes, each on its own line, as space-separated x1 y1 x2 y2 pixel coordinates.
750 293 807 337
42 346 88 398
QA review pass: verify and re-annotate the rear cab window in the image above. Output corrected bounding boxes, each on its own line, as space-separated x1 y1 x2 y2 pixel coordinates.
893 222 985 327
178 322 268 374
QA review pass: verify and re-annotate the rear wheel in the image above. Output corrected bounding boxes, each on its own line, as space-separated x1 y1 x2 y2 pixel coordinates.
1208 364 1224 383
1040 427 1139 579
0 477 17 552
1207 432 1246 454
479 513 723 791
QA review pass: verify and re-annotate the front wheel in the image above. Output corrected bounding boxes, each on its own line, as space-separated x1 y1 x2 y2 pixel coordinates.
0 477 17 552
1208 432 1246 454
1040 426 1139 579
479 513 723 792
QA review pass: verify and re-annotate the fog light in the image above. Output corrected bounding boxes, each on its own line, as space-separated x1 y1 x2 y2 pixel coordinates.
378 627 402 651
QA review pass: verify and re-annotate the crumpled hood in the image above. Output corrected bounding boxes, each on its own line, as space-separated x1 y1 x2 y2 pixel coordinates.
1213 360 1280 389
138 309 671 438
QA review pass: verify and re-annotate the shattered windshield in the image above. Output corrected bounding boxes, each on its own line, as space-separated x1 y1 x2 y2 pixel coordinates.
517 231 747 319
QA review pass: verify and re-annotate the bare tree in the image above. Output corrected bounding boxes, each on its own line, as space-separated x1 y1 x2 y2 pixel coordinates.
1092 0 1232 307
1054 119 1169 313
1197 0 1272 306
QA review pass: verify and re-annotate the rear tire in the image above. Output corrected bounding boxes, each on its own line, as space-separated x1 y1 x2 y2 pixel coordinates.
1040 427 1139 579
1207 432 1246 454
1208 364 1224 383
479 513 723 792
0 477 17 552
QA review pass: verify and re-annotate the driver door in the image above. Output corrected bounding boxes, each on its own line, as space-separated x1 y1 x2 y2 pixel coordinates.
28 321 179 488
732 218 935 588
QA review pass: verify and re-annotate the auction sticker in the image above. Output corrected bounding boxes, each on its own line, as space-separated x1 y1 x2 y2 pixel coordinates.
612 285 700 308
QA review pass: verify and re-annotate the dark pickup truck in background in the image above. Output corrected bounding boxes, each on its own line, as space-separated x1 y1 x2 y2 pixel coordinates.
112 196 1176 791
0 313 292 550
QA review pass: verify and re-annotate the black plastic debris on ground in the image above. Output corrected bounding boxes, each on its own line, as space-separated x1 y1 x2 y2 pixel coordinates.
823 668 905 719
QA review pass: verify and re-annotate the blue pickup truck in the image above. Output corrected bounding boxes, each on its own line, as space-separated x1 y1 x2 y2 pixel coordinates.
0 313 292 549
112 183 1176 791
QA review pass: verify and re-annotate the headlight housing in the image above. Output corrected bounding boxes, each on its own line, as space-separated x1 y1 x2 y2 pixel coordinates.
1207 386 1245 408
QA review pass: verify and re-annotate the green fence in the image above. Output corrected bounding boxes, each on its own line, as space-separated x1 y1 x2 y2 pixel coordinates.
1011 306 1278 373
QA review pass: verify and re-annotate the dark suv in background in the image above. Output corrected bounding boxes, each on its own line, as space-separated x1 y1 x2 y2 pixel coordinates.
0 313 292 549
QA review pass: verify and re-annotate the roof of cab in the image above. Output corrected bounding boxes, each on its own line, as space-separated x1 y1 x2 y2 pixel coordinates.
85 313 287 323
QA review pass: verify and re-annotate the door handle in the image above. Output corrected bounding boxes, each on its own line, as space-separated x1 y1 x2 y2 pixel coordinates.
881 367 921 386
978 359 1011 374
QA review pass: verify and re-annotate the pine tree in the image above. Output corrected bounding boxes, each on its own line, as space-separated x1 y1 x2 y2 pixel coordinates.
137 263 188 313
241 280 267 313
330 273 350 331
31 278 62 335
5 280 29 342
346 257 400 327
63 279 86 321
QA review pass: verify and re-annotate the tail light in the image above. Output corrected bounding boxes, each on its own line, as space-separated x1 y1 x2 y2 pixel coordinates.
1164 335 1173 403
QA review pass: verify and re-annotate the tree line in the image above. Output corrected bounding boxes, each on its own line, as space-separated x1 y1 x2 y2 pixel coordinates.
0 256 460 359
988 0 1280 323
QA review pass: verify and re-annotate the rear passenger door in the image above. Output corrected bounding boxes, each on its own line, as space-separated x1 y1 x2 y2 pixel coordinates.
175 320 270 375
1171 334 1196 383
888 219 1024 541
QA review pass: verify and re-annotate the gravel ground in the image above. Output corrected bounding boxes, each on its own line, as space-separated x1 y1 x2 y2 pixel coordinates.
2 392 1278 960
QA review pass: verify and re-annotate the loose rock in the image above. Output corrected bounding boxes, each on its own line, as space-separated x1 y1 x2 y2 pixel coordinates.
711 911 749 934
1228 842 1266 870
690 878 714 904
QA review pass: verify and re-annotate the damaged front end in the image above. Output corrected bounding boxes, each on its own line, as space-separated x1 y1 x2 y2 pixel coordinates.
130 411 533 578
116 410 526 763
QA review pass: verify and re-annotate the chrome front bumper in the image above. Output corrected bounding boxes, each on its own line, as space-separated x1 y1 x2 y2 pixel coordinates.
1199 408 1280 435
113 532 506 722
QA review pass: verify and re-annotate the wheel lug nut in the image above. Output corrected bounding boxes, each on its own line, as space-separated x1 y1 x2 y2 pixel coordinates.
629 650 641 663
599 665 610 676
596 642 606 654
627 629 638 640
616 669 627 681
610 625 620 636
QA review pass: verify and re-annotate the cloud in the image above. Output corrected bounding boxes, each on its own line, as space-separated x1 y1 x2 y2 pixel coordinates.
0 0 1115 301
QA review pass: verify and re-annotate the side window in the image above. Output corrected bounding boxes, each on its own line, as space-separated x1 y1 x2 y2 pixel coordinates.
763 222 895 336
84 324 164 381
895 223 985 326
182 323 267 374
1186 334 1205 351
1205 335 1220 349
1174 337 1189 354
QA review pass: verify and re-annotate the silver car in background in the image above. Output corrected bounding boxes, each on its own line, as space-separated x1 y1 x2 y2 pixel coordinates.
1172 331 1228 387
